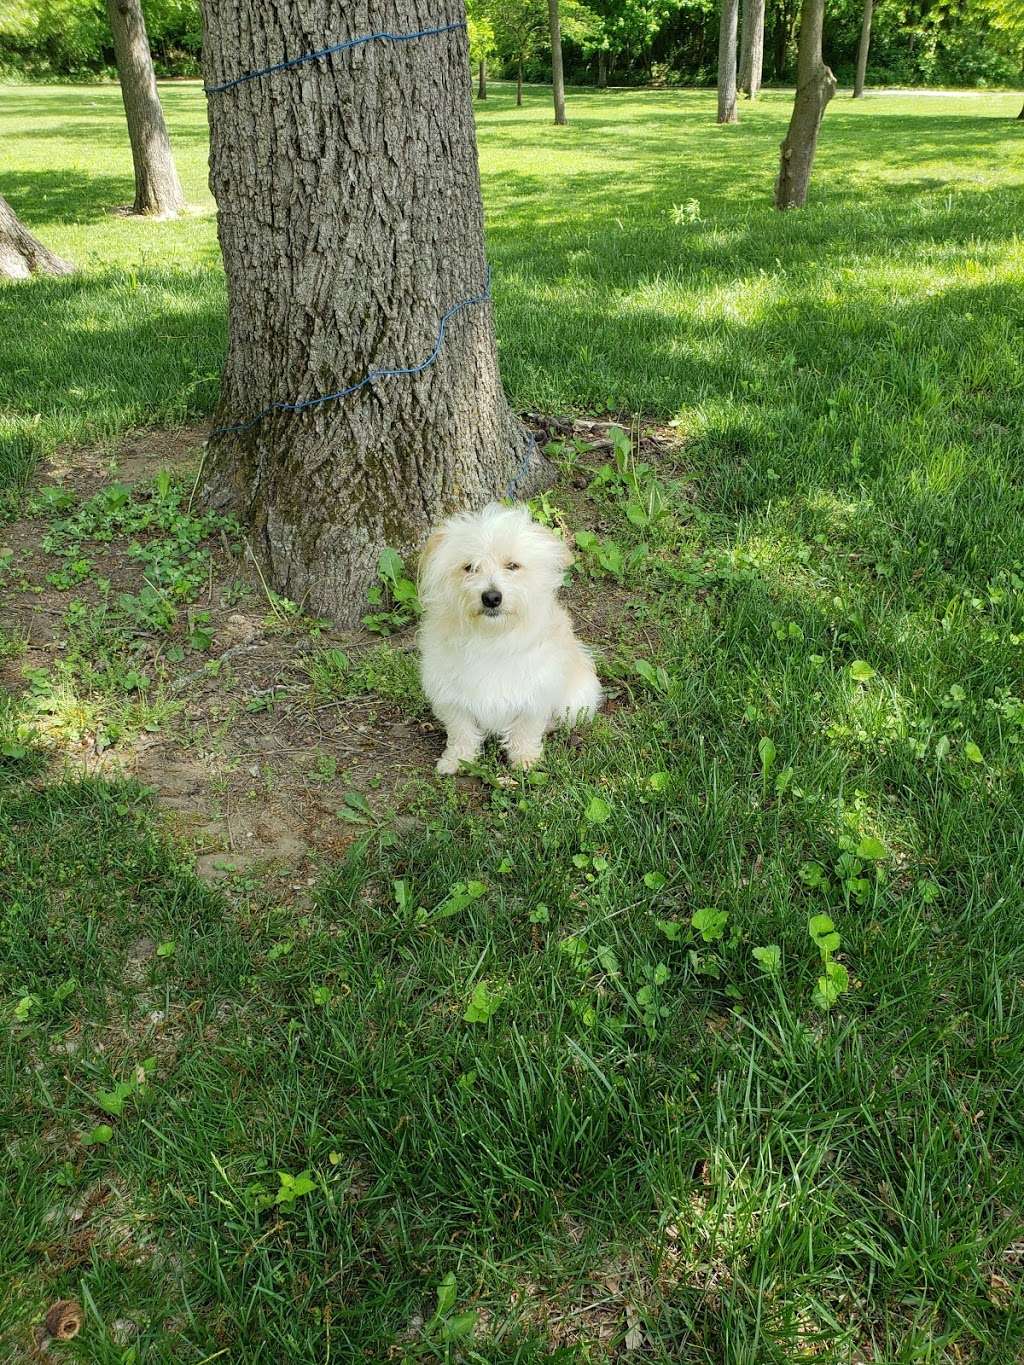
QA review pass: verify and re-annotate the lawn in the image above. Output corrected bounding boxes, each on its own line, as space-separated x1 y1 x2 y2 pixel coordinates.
2 79 1024 1362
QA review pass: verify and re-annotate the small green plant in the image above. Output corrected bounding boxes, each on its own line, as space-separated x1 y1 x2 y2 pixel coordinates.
463 981 503 1023
635 961 671 1039
95 1056 156 1116
335 790 373 825
416 880 487 924
574 529 648 582
311 752 339 781
634 659 671 694
691 907 729 942
245 1169 319 1213
405 1271 477 1353
81 1123 114 1147
671 198 701 223
187 609 215 651
586 424 672 531
274 1170 318 1209
306 642 424 709
364 548 420 635
752 944 782 974
808 914 850 1010
527 488 568 526
13 993 39 1022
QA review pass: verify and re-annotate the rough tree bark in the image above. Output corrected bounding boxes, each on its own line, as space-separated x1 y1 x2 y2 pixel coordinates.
106 0 185 216
739 0 765 97
517 54 524 105
774 0 836 208
199 1 538 625
597 48 608 88
548 0 567 124
0 193 74 280
853 0 873 97
477 57 487 98
717 0 740 123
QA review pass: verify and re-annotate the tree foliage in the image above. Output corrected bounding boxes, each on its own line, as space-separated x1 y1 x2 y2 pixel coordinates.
467 0 498 66
0 0 200 76
1 0 1021 86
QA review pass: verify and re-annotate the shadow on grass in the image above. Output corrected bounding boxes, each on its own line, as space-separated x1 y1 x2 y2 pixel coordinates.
0 265 225 492
0 169 135 225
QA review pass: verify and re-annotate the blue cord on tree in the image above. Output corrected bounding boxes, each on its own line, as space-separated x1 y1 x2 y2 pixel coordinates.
205 20 466 94
209 273 492 441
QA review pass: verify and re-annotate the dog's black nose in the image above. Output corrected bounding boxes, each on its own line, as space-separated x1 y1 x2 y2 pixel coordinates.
481 589 502 609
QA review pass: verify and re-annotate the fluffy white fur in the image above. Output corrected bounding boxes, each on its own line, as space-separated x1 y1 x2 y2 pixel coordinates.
419 503 602 773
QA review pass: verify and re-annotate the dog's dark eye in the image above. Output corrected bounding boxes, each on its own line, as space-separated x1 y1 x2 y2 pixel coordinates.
462 563 472 573
505 562 521 571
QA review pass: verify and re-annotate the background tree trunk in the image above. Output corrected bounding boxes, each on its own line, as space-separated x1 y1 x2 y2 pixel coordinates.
853 0 873 97
0 193 74 280
597 48 608 88
199 1 537 626
717 0 740 123
548 0 567 124
773 15 787 78
739 0 765 96
517 55 524 105
738 0 751 92
774 0 836 208
477 57 487 98
106 0 184 216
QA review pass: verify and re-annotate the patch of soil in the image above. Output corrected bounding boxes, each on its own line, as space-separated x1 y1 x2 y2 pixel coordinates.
42 424 209 493
1 419 685 885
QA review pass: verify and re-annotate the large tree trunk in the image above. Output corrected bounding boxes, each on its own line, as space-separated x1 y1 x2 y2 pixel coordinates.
478 57 487 98
739 0 765 97
774 0 836 208
0 193 74 280
853 0 873 97
517 55 524 105
199 1 538 626
106 0 184 216
597 48 608 88
548 0 567 124
717 0 740 123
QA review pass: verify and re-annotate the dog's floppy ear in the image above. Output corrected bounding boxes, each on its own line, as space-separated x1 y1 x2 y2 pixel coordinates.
417 526 447 593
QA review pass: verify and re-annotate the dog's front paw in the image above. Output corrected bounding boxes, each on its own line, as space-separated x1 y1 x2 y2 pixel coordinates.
436 751 464 775
508 746 543 770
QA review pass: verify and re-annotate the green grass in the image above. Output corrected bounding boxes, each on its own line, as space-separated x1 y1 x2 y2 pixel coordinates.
3 80 1024 1361
1 82 1022 486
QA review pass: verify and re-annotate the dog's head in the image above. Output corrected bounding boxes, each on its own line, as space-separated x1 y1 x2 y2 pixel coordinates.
418 502 572 629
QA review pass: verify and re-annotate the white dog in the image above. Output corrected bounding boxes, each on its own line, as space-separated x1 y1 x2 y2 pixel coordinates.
418 503 602 773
